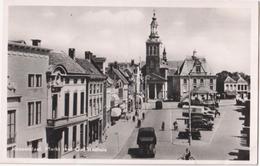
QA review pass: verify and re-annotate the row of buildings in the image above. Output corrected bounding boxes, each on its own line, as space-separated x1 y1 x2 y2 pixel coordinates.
7 11 248 159
7 39 142 158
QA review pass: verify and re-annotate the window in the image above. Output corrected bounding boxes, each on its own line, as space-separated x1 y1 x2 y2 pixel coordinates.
210 79 213 84
35 102 41 125
196 66 201 73
238 85 240 90
28 102 41 126
153 46 156 55
100 84 103 93
52 95 58 119
7 110 15 144
241 85 244 91
80 124 84 149
72 126 77 149
74 79 78 84
150 46 153 55
183 79 187 84
28 74 34 87
80 92 84 114
81 78 84 84
90 84 92 94
93 84 96 94
200 79 204 84
193 85 197 89
245 85 247 91
210 86 213 90
64 128 69 152
97 98 99 112
64 93 70 116
193 79 197 84
93 99 96 113
65 78 70 84
73 93 78 116
89 99 92 116
28 102 34 126
97 84 99 93
36 75 42 87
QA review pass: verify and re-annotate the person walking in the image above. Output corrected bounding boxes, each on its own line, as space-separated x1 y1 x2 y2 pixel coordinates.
161 121 165 131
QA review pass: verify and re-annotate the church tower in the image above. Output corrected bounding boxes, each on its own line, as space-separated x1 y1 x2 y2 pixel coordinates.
146 11 162 75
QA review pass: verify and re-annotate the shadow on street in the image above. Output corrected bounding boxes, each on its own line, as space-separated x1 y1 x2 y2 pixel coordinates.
128 148 154 158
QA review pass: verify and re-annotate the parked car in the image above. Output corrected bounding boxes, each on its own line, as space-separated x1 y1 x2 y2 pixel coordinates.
137 127 157 157
192 118 214 131
182 106 214 121
178 128 201 140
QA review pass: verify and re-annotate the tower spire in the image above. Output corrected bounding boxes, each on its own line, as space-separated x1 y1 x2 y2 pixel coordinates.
163 47 167 62
149 10 159 39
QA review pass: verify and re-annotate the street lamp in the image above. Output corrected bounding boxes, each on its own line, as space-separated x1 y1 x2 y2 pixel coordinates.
145 75 150 103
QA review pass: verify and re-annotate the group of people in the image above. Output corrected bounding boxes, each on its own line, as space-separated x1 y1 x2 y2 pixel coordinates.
161 120 179 131
133 109 146 128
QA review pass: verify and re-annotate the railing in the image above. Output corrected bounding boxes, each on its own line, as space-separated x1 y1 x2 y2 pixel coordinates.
47 115 87 128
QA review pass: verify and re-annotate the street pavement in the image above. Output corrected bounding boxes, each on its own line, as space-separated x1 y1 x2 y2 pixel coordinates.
115 99 246 160
82 99 247 160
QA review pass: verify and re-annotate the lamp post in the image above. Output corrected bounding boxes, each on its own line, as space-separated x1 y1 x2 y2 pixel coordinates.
188 72 192 146
145 75 150 103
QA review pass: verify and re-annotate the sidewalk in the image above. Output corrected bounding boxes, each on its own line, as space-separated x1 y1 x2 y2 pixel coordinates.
80 105 151 159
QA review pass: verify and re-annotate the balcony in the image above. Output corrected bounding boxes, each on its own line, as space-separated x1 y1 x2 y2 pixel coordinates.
47 115 87 129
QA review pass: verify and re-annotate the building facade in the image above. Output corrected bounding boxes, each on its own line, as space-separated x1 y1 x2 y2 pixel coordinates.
168 51 217 101
7 40 51 158
142 12 168 100
75 51 107 145
224 75 249 99
46 49 88 158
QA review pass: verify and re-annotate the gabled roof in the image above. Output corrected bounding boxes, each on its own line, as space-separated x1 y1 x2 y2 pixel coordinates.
224 76 236 83
75 58 106 79
178 56 215 76
237 76 247 84
112 68 129 84
147 73 167 82
49 52 86 74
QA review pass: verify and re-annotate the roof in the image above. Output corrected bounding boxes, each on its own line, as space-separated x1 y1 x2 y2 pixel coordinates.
237 76 248 84
224 76 236 83
8 41 52 54
112 67 129 84
192 86 217 94
49 52 86 74
168 68 178 76
147 73 167 82
178 56 215 76
167 60 183 69
75 58 106 79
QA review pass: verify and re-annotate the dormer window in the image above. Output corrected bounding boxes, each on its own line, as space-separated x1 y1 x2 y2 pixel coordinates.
196 66 201 73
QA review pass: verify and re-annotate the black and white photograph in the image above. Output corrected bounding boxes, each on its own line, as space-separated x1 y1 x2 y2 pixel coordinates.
1 0 258 165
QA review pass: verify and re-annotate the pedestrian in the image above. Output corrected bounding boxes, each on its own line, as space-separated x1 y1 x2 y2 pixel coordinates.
132 116 135 122
142 112 145 120
173 121 178 131
184 148 191 160
161 121 165 131
137 119 141 128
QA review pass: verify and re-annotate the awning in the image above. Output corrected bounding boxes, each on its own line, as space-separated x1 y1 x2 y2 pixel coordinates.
111 107 122 117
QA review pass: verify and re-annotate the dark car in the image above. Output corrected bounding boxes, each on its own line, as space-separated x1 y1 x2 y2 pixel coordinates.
192 119 214 131
137 127 157 157
155 100 163 109
178 128 201 140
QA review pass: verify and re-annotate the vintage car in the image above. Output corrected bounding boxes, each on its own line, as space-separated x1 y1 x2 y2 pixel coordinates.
182 106 214 121
137 127 157 157
178 128 201 140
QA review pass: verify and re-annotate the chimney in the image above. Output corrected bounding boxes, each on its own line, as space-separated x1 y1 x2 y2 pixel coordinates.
114 61 118 69
131 59 135 66
31 39 41 46
68 48 75 60
85 51 93 60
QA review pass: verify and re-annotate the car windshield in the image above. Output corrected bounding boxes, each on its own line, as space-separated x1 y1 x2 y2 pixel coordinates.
139 131 154 137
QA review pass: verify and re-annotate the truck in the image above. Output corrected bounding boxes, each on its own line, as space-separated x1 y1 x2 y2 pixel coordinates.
137 127 157 157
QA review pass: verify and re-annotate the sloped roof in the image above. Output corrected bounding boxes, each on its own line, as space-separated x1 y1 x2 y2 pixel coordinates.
237 76 247 84
75 58 106 79
112 68 129 84
147 73 167 82
224 76 236 83
167 60 183 69
49 52 86 74
178 56 215 76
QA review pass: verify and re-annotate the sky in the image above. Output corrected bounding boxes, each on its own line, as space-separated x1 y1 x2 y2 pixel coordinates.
8 6 251 74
